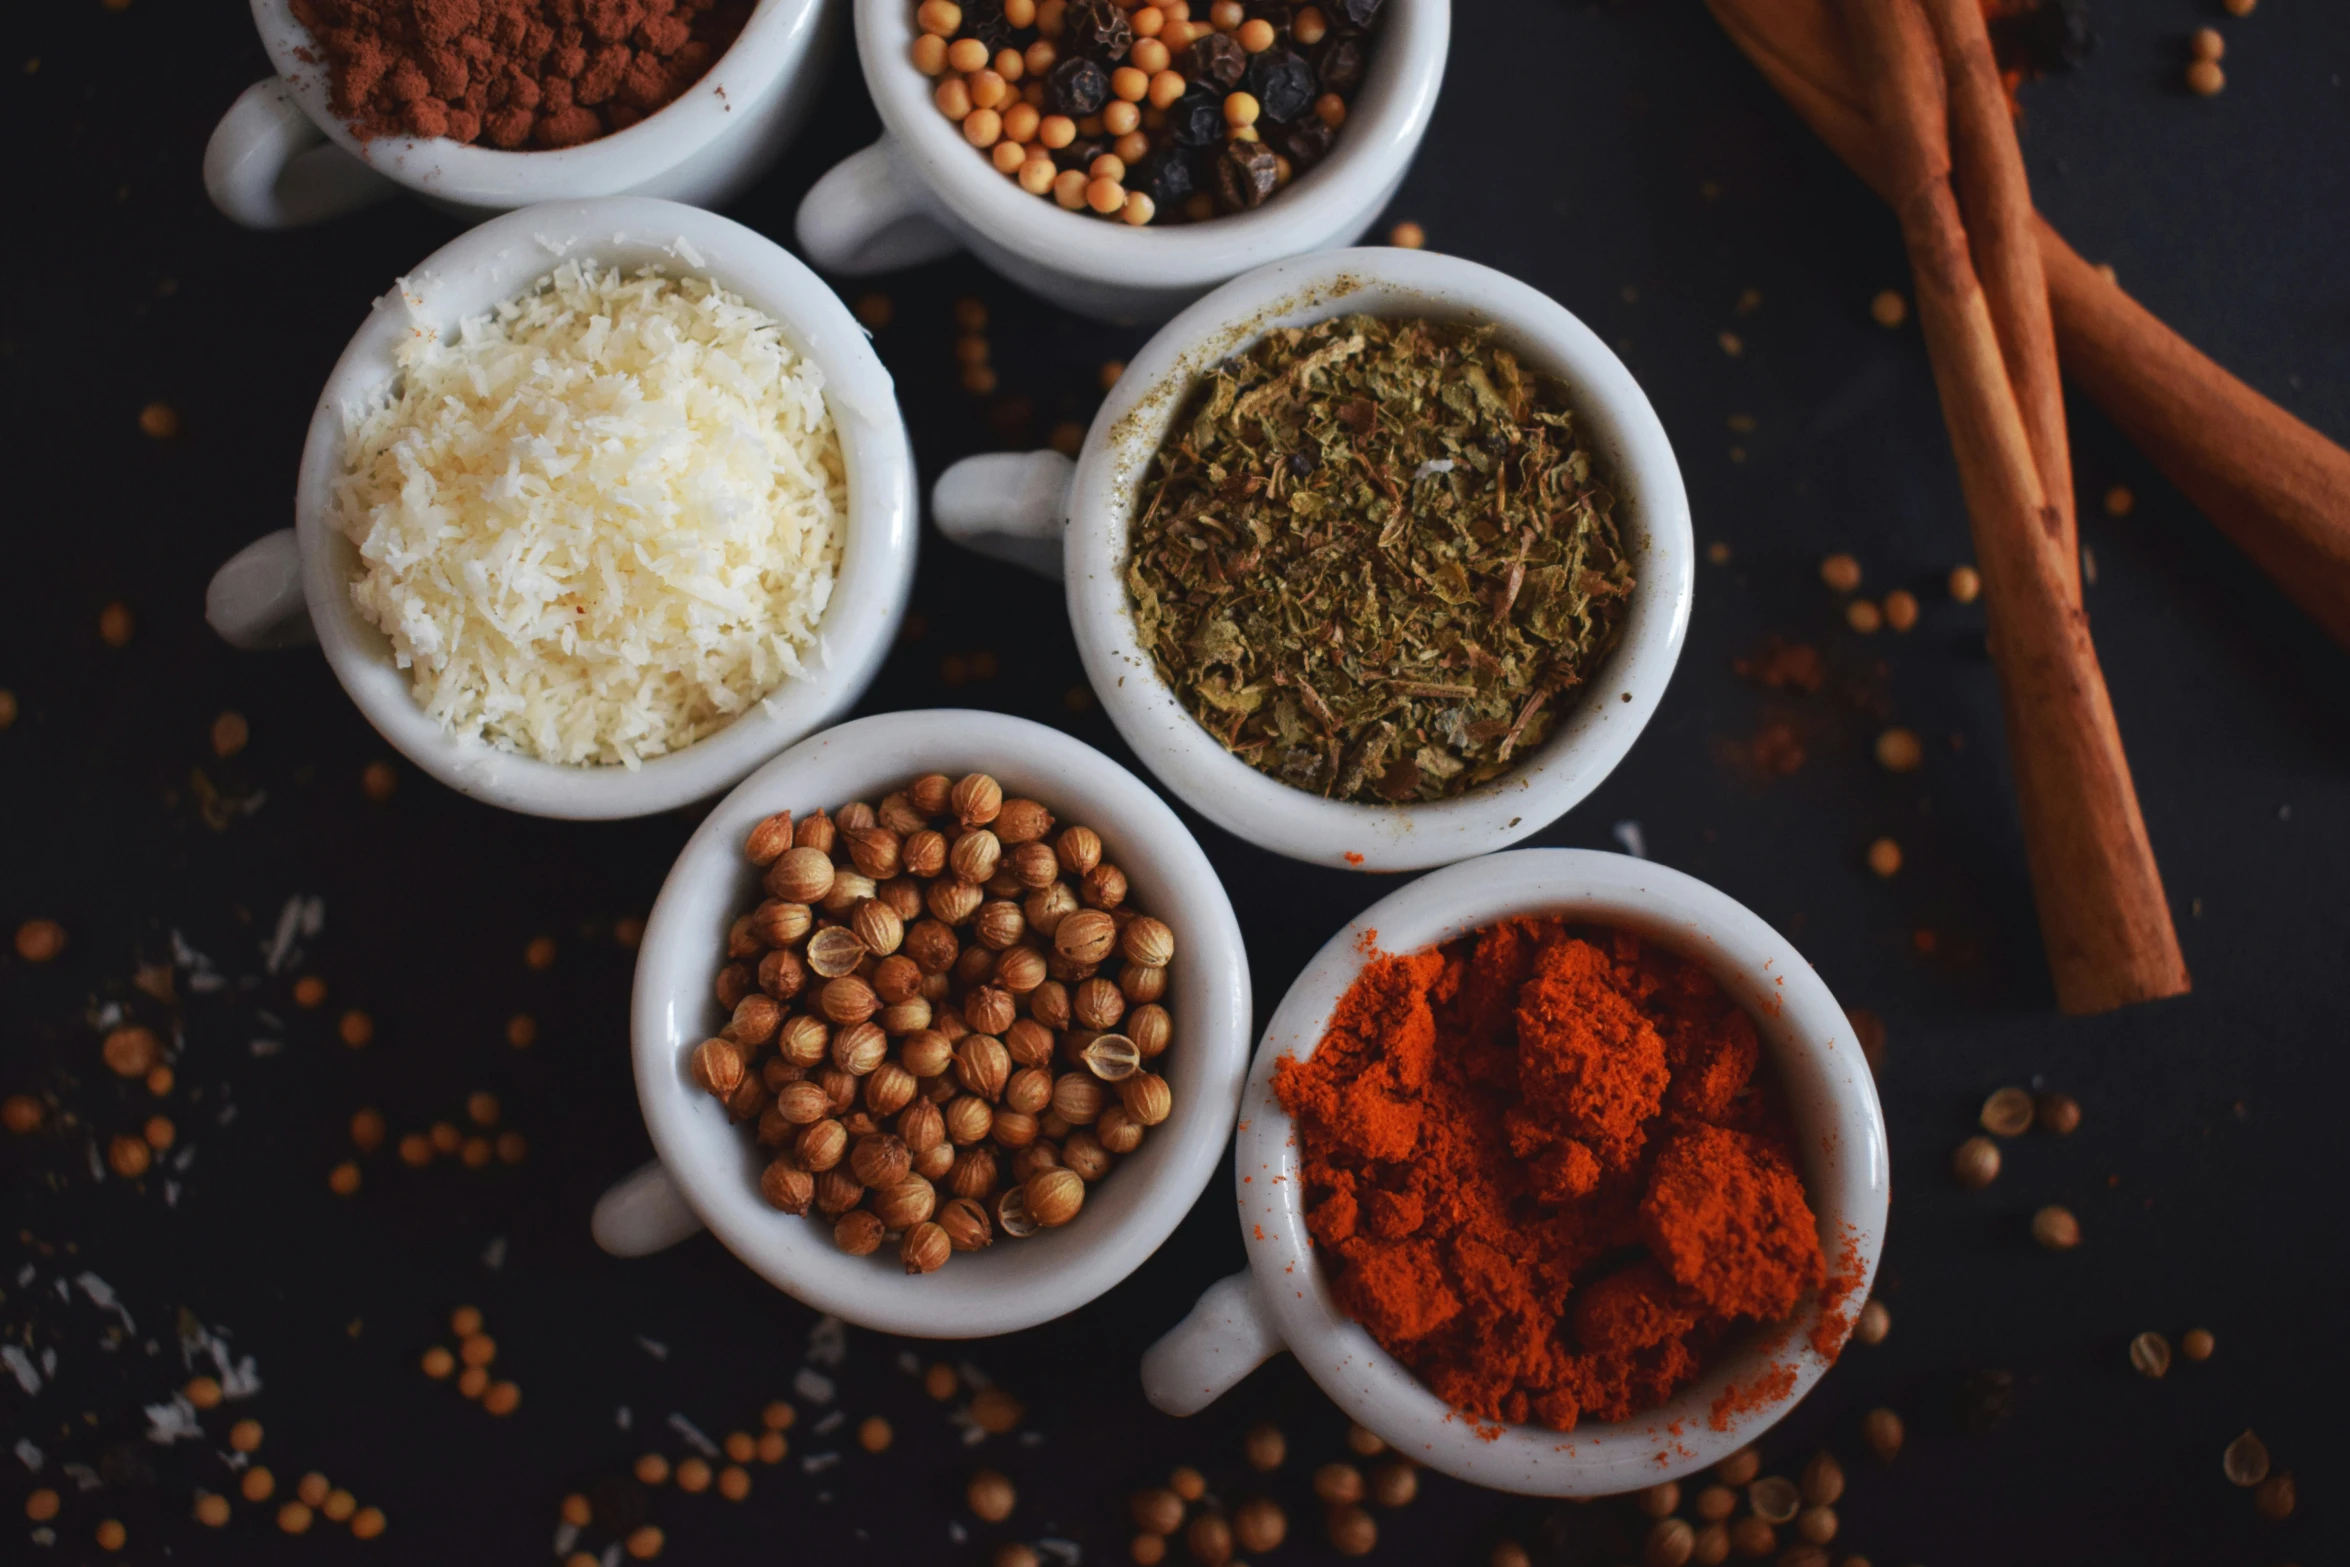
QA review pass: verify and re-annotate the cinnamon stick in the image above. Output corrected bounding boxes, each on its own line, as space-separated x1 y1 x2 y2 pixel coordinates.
1835 0 2187 1012
1707 0 2350 650
1923 0 2077 599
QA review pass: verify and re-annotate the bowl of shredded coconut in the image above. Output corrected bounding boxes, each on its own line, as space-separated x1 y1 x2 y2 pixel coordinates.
208 197 918 819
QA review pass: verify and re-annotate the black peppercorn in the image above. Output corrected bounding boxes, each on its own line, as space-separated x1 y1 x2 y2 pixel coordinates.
1272 114 1334 170
1045 56 1111 117
1181 30 1250 91
1168 81 1228 146
1315 36 1366 94
1061 0 1133 62
1130 147 1196 211
1958 1368 2015 1433
1244 47 1318 122
1053 135 1110 173
1214 138 1281 211
961 0 1018 52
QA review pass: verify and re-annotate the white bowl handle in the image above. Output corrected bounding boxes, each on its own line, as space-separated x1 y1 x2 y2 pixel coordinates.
206 530 318 649
1140 1271 1288 1416
204 80 399 230
592 1160 707 1257
794 134 962 275
931 450 1075 580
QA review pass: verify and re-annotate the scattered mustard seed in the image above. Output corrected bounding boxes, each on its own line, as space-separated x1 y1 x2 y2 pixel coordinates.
525 936 558 970
496 1131 527 1164
1869 289 1908 328
2223 0 2255 13
351 1506 388 1539
757 1431 787 1464
484 1381 520 1415
1389 220 1426 249
2181 1328 2216 1362
398 1134 432 1167
361 760 397 801
15 918 67 962
139 402 179 438
2 1095 40 1134
1169 1466 1206 1502
1186 1513 1232 1566
296 1473 330 1508
339 1010 373 1048
0 690 15 731
26 1489 60 1521
1875 728 1923 773
322 1489 356 1522
293 975 328 1008
1243 1421 1285 1471
634 1453 671 1486
1491 1545 1533 1567
1855 1298 1891 1346
2186 57 2225 95
1866 837 1903 878
211 712 250 757
1947 563 1982 603
854 293 893 330
194 1492 230 1527
972 1387 1024 1434
103 1025 160 1077
241 1466 275 1502
146 1064 174 1096
625 1524 665 1559
2104 484 2135 517
99 602 136 647
1233 1496 1287 1552
1328 1504 1377 1556
350 1108 386 1152
718 1465 751 1501
968 1468 1016 1522
676 1457 712 1494
457 1366 489 1399
1846 598 1883 634
107 1134 152 1178
1098 359 1126 391
506 1014 537 1048
450 1305 483 1337
329 1161 362 1196
1131 1536 1168 1565
96 1518 128 1550
858 1416 893 1453
1049 420 1086 457
1883 588 1919 632
185 1375 223 1408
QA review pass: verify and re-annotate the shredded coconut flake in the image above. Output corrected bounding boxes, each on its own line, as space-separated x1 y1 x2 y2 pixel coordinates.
333 262 846 768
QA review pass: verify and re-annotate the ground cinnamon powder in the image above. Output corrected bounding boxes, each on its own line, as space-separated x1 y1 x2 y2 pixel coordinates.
291 0 750 149
1274 919 1826 1431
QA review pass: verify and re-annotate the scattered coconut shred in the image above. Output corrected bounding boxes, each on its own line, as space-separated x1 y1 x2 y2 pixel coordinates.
332 262 845 767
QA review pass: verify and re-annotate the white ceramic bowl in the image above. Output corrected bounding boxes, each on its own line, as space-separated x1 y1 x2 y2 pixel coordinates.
206 0 838 228
202 198 918 820
595 708 1254 1338
931 247 1695 870
795 0 1450 322
1140 849 1889 1495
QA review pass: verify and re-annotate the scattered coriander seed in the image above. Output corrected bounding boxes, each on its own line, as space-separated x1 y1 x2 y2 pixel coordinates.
2253 1472 2295 1519
2130 1330 2172 1378
1328 1503 1377 1556
968 1468 1017 1522
140 401 179 437
1980 1086 2035 1137
972 1387 1024 1433
1846 598 1883 634
1874 728 1923 773
2037 1091 2082 1134
1866 837 1903 878
1132 1536 1168 1565
1234 1497 1287 1552
1800 1451 1844 1506
1820 553 1863 593
1690 1523 1731 1566
1726 1515 1775 1558
924 1362 958 1400
2032 1204 2081 1250
1716 1447 1761 1486
2103 483 2135 517
1869 290 1908 328
1694 1484 1737 1520
858 1415 894 1452
1748 1476 1800 1524
2 1095 41 1133
329 1161 362 1196
1314 1462 1364 1505
1132 1487 1184 1535
103 1024 160 1076
1187 1512 1234 1566
1947 563 1981 602
15 918 66 962
2223 1429 2270 1486
2186 59 2225 94
1862 1406 1904 1461
194 1492 231 1527
1638 1481 1680 1518
1389 220 1426 249
107 1133 151 1177
525 936 558 970
1645 1517 1696 1567
1952 1135 2001 1188
2181 1328 2216 1362
1243 1421 1285 1471
1882 589 1919 632
1795 1505 1838 1545
1169 1465 1207 1502
1370 1461 1417 1507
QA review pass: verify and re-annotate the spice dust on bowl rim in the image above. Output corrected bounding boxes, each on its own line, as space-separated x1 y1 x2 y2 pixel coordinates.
930 247 1695 871
1138 849 1889 1495
599 709 1253 1338
202 197 918 821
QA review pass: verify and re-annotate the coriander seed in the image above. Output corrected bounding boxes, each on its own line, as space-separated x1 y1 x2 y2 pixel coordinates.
2223 1429 2269 1487
1638 1481 1680 1518
1799 1451 1844 1506
2253 1471 2295 1519
1327 1504 1377 1556
1694 1484 1737 1520
1820 553 1863 592
968 1468 1016 1522
1855 1298 1891 1345
2031 1204 2081 1250
1314 1462 1363 1505
1645 1517 1695 1567
1980 1086 2035 1137
1952 1135 2001 1188
1862 1406 1904 1461
2130 1331 2171 1378
1748 1475 1799 1524
1371 1461 1417 1507
1726 1515 1774 1557
1243 1421 1285 1471
2037 1091 2082 1134
2181 1328 2215 1361
1132 1487 1184 1535
1187 1512 1233 1566
1233 1496 1286 1552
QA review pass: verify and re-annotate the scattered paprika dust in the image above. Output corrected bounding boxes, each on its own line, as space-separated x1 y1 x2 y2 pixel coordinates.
290 0 750 149
1274 918 1826 1432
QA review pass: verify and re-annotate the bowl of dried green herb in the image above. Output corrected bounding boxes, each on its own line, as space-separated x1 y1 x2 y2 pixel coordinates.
933 246 1693 871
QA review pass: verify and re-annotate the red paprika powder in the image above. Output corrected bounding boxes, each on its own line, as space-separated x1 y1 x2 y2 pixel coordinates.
1273 918 1826 1432
291 0 751 149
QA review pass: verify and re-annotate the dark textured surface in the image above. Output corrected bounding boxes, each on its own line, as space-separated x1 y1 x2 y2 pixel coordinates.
4 2 2345 1562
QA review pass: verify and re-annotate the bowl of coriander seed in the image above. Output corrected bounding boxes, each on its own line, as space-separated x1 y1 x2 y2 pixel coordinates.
600 708 1253 1337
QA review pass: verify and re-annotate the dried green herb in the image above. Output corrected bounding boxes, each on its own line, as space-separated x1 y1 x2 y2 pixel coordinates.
1125 314 1634 802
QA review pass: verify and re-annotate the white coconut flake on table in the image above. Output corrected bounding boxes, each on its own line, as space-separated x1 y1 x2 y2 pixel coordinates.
331 261 847 768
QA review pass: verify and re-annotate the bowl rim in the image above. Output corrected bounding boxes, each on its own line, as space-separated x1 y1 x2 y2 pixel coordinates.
1236 848 1889 1494
853 0 1451 290
629 707 1256 1338
292 197 917 820
1062 247 1695 870
247 0 823 205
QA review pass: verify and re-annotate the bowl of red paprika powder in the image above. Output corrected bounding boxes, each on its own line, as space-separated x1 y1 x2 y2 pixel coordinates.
1140 848 1889 1495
